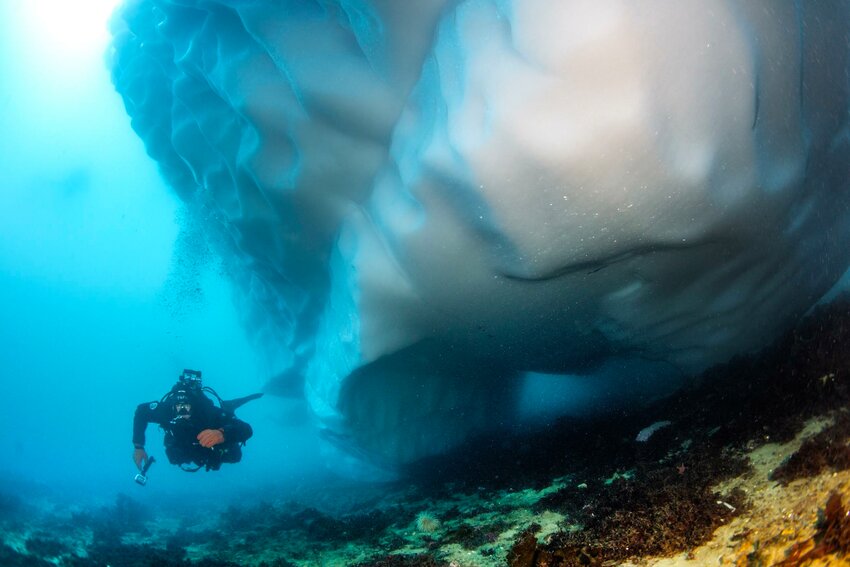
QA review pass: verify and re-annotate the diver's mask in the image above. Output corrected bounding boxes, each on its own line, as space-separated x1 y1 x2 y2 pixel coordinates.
174 402 192 419
172 390 193 419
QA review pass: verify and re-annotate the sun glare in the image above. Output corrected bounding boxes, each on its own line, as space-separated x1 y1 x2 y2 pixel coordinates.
21 0 121 60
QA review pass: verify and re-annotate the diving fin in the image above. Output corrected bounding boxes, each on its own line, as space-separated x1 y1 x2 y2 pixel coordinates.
221 392 263 414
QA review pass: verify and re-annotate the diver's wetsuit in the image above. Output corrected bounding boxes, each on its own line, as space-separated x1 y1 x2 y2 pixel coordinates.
133 395 253 470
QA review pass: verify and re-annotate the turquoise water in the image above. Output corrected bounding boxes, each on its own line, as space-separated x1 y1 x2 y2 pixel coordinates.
3 2 850 565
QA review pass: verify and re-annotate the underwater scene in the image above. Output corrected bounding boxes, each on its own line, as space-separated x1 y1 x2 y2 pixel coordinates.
3 1 850 566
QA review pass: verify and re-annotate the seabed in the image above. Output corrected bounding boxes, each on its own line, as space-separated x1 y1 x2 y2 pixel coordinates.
4 297 850 566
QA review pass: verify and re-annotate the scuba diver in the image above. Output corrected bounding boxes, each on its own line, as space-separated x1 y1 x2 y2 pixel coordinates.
132 369 261 473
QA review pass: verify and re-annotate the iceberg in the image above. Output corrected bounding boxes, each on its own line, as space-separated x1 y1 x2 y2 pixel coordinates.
110 0 850 466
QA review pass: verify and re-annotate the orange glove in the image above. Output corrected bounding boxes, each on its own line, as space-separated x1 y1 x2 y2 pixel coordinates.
133 448 148 470
197 428 225 448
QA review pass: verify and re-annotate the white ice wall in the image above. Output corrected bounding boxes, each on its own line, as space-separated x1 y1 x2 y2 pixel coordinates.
111 0 850 466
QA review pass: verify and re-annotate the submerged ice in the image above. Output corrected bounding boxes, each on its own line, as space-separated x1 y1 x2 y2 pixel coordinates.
110 1 850 467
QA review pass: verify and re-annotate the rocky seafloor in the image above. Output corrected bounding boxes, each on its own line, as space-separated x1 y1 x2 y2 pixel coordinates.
4 296 850 566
